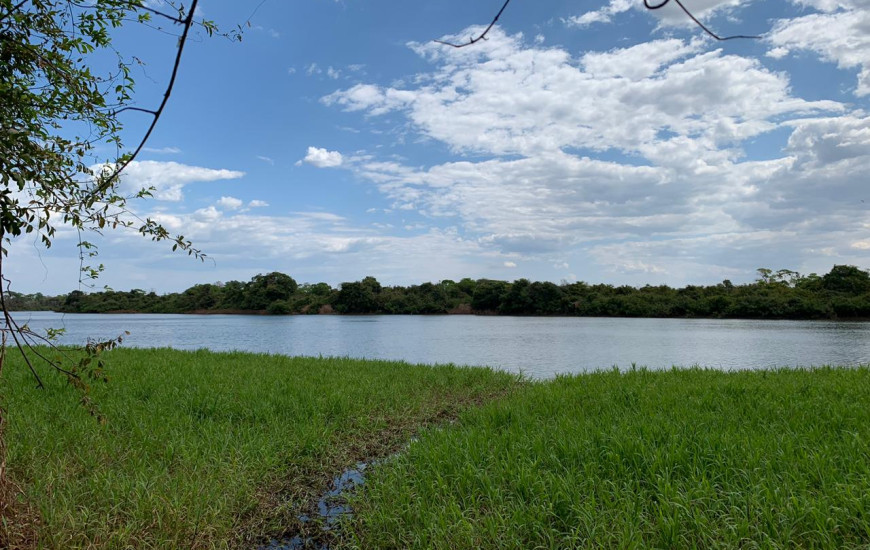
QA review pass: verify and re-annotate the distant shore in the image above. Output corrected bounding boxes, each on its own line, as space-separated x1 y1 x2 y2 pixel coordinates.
10 265 870 321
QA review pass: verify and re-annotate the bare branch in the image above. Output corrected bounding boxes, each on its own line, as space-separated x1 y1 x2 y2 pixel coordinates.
0 257 44 389
434 0 512 48
112 106 159 116
94 0 200 196
643 0 762 41
435 0 761 49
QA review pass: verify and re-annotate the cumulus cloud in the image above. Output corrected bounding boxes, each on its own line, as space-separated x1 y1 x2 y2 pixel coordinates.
322 84 415 116
248 200 269 208
116 161 244 201
565 0 633 27
767 6 870 96
319 25 867 283
301 146 343 168
326 30 839 160
102 204 503 290
567 0 747 28
217 196 244 210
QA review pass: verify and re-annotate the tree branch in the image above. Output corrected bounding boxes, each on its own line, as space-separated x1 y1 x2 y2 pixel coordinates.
0 0 28 24
643 0 761 41
435 0 761 49
94 0 199 195
434 0 511 48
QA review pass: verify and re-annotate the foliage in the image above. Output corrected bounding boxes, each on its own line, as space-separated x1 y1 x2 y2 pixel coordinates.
0 0 206 269
0 1 228 523
0 0 219 396
21 264 870 320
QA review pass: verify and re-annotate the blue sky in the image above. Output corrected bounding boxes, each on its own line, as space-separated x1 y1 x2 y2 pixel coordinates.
9 0 870 293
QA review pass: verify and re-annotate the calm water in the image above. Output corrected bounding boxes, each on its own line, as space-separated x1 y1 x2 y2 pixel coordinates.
11 312 870 378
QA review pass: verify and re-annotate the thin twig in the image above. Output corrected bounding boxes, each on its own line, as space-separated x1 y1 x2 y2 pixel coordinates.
244 0 270 26
0 0 28 24
435 0 761 49
644 0 761 41
112 106 159 116
434 0 512 48
0 255 44 389
94 0 200 195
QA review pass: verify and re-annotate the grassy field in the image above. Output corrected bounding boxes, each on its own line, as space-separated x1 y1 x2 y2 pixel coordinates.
348 366 870 549
0 348 519 549
3 350 870 549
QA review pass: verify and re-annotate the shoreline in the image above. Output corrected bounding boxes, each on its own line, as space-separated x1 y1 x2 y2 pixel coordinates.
21 308 870 322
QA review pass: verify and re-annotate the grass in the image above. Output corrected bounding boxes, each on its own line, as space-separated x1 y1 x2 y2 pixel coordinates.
0 348 519 549
4 350 870 549
348 366 870 549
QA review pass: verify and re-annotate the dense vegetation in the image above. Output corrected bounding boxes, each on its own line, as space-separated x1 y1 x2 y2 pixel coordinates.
1 348 518 548
350 366 870 549
14 265 870 320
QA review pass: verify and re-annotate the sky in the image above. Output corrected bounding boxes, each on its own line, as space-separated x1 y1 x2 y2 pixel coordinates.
9 0 870 294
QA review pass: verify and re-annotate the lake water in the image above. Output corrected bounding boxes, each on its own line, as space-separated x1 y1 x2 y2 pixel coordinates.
11 312 870 378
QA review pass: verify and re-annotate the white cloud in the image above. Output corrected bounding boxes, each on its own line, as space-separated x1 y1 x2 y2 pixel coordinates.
565 0 633 27
327 31 839 159
217 196 244 210
142 146 181 154
193 205 222 223
566 0 746 29
248 200 269 208
301 146 343 168
319 28 867 283
504 261 517 268
256 155 275 165
767 7 870 96
322 84 415 116
116 161 244 202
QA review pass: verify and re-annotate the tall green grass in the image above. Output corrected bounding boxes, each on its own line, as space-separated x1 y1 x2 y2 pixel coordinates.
1 348 519 549
349 367 870 549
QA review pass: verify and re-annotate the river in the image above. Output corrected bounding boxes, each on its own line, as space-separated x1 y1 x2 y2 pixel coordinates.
10 312 870 378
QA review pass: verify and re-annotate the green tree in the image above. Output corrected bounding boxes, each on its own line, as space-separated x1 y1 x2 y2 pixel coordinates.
0 0 234 508
1 0 217 368
245 272 299 310
822 265 870 294
335 276 383 314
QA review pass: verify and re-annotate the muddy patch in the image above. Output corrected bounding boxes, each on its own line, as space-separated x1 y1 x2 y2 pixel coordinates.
260 462 370 550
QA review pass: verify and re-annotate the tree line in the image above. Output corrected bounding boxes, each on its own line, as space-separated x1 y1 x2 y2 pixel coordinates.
8 265 870 320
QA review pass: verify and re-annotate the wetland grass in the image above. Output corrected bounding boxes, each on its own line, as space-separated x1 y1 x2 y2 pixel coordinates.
4 348 870 549
349 366 870 549
1 348 518 549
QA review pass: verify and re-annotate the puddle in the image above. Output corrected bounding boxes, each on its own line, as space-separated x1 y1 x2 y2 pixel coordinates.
259 436 420 549
260 462 369 550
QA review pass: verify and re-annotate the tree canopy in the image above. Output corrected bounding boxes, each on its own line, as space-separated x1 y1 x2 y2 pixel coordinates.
0 0 226 404
19 265 870 321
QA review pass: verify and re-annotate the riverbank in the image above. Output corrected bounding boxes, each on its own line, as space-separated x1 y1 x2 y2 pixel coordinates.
0 349 519 548
349 366 870 549
2 351 869 548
